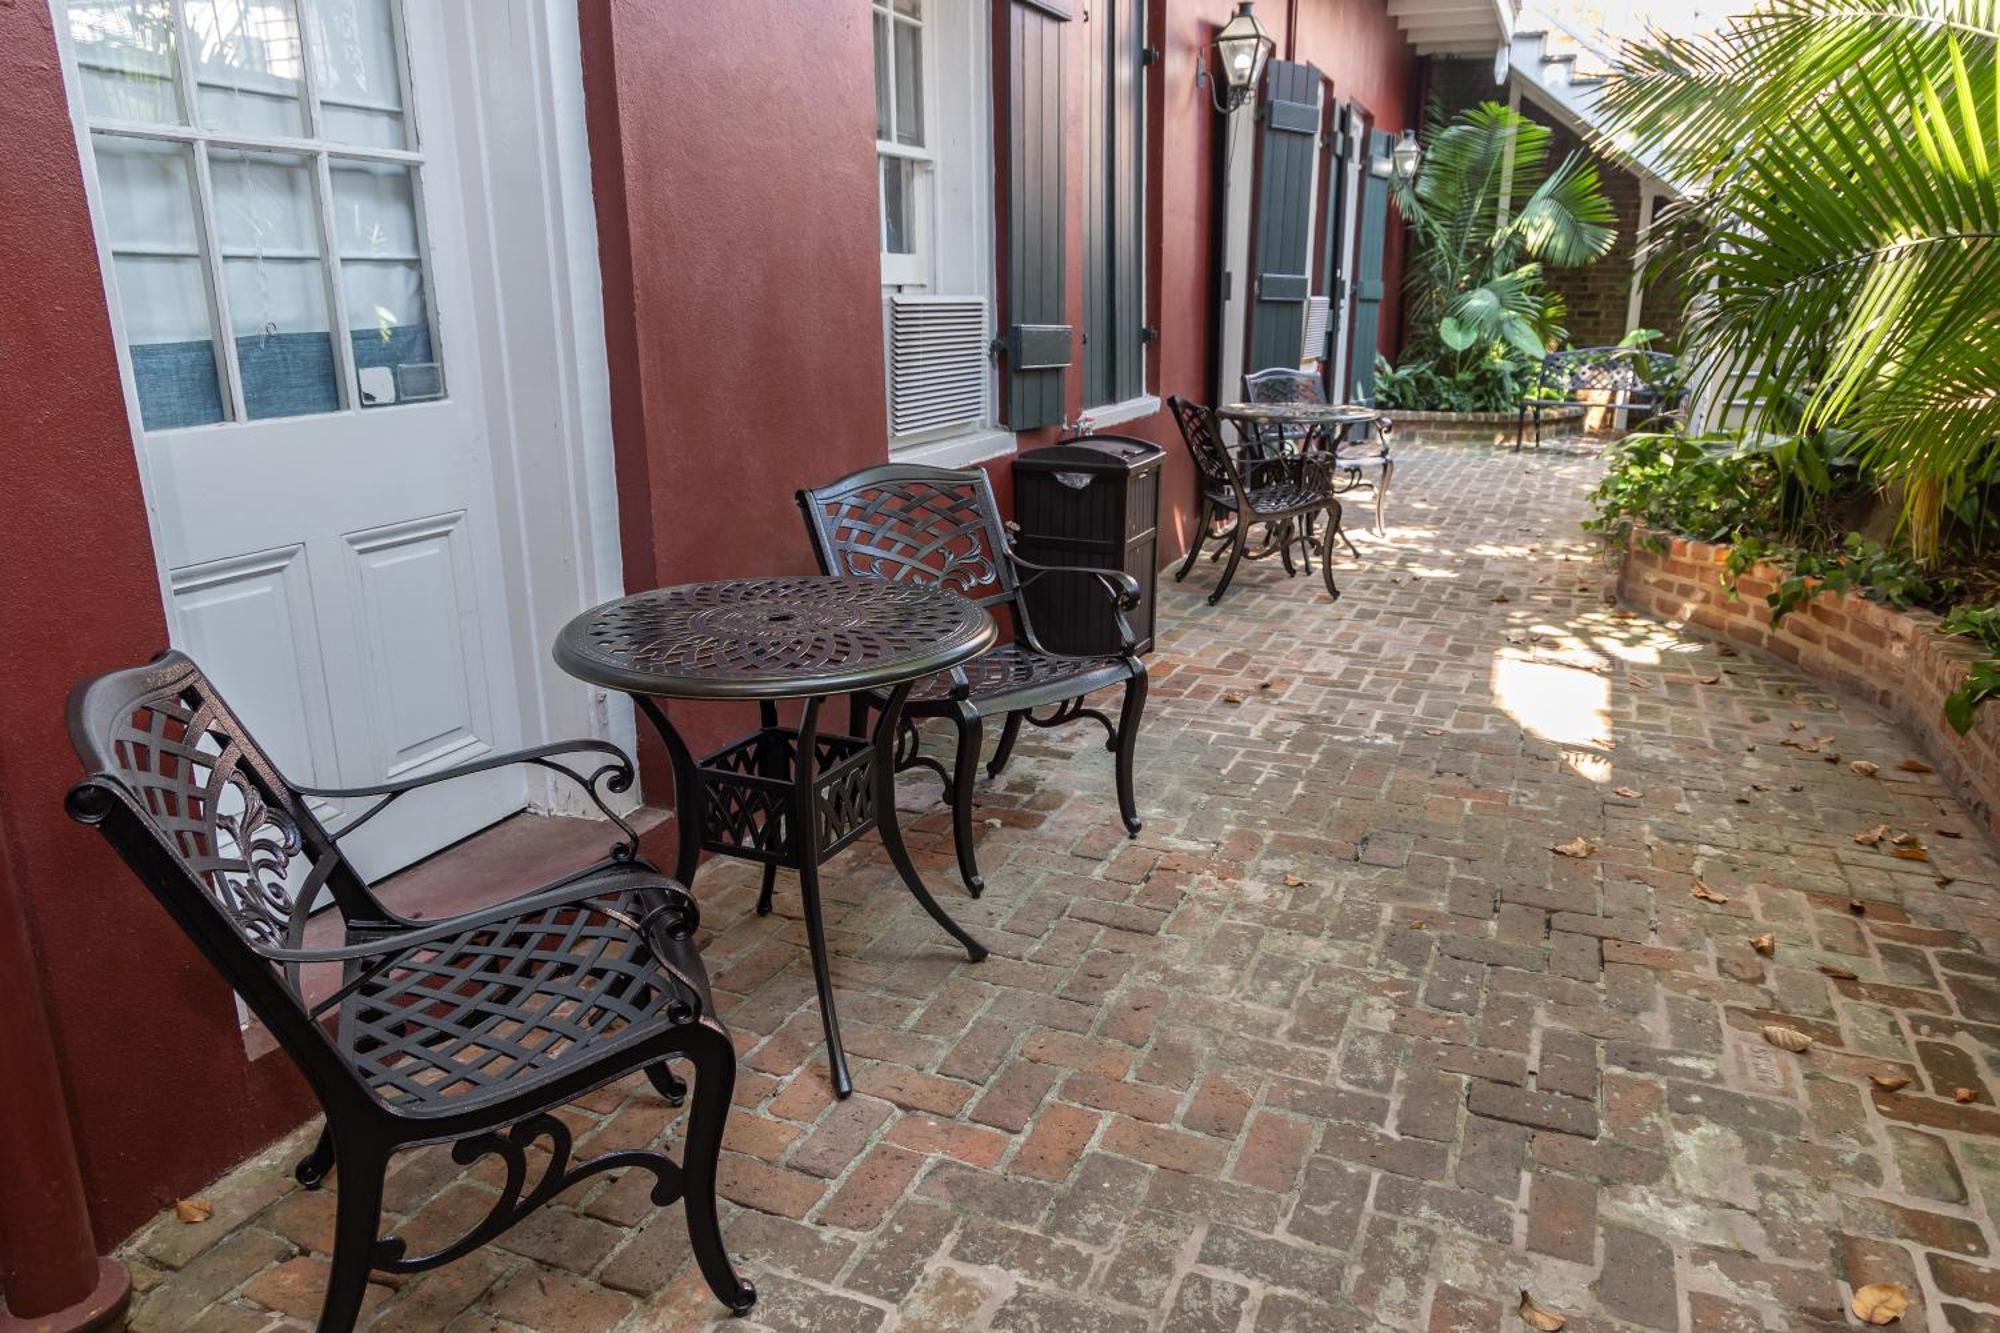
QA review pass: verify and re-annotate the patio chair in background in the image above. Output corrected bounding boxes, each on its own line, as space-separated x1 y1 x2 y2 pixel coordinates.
798 463 1147 898
65 652 755 1331
1242 366 1396 536
1167 395 1346 607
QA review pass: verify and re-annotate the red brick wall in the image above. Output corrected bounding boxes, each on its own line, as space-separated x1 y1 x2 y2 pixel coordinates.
1619 531 2000 840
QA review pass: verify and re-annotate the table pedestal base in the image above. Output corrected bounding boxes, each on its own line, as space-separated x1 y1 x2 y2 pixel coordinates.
635 684 984 1098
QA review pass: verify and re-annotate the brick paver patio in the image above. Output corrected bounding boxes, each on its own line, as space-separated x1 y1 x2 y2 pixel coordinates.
119 438 2000 1331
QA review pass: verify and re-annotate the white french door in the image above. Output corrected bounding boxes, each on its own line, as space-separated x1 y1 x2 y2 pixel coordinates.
59 0 527 878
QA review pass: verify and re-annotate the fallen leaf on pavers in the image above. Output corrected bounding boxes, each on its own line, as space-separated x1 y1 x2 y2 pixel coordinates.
1762 1025 1815 1053
1516 1290 1567 1331
1258 679 1275 690
1850 1282 1910 1325
1719 644 1739 656
1614 786 1644 799
984 818 1003 829
1955 1087 1980 1103
1850 899 1869 915
1898 758 1934 774
1735 792 1753 804
1691 879 1730 904
1750 933 1776 956
1492 594 1512 604
1891 831 1922 846
1936 874 1956 888
1824 751 1842 764
1698 674 1722 685
1409 920 1430 930
174 1199 213 1224
1854 825 1890 847
1820 963 1861 980
1891 846 1930 862
1750 782 1772 791
1869 1073 1912 1092
1790 720 1807 731
1221 691 1246 705
1626 674 1652 689
1852 760 1880 777
1783 738 1821 754
1551 837 1597 858
1423 727 1444 736
1283 873 1310 888
1935 826 1964 839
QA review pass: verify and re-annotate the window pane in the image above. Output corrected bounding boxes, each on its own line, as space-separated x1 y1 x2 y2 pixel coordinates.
893 0 921 16
93 135 228 429
185 0 307 136
893 18 923 147
67 0 183 124
330 159 441 407
882 156 916 255
872 11 891 141
211 149 339 418
306 0 407 149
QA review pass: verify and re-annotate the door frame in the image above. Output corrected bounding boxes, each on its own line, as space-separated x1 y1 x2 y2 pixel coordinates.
51 0 635 821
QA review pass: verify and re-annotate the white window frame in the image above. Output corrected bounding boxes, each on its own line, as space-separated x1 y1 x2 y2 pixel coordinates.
874 0 1002 461
874 0 933 288
58 0 445 428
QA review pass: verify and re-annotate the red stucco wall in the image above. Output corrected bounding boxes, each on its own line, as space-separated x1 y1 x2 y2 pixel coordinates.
0 6 309 1247
0 0 1423 1250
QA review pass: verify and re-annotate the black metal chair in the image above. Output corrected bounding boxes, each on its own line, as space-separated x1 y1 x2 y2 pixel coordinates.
798 464 1147 898
1241 367 1396 538
1167 394 1344 607
1515 346 1682 451
65 652 755 1331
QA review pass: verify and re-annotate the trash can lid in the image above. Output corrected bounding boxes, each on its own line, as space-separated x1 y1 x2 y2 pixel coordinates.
1015 435 1164 473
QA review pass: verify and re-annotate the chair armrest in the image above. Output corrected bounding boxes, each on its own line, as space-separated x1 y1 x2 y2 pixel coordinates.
1004 538 1142 656
296 739 639 856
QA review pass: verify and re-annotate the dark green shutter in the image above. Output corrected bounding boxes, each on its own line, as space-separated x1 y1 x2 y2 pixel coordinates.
1083 0 1144 408
1347 127 1394 404
998 0 1072 429
1245 60 1322 375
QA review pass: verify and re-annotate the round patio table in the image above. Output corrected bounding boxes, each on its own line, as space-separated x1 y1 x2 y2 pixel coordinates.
555 576 999 1098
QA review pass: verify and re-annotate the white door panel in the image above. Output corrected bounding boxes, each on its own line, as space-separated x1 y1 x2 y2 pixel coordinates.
59 0 528 876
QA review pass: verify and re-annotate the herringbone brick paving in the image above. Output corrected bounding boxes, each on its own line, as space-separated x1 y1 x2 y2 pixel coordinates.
118 439 2000 1330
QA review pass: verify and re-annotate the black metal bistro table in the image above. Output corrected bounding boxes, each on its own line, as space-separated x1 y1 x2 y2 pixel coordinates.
554 576 999 1098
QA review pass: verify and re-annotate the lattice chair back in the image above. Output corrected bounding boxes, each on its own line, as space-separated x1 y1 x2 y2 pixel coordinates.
65 653 381 1037
1242 367 1328 406
1167 395 1245 497
798 463 1021 611
1543 347 1678 400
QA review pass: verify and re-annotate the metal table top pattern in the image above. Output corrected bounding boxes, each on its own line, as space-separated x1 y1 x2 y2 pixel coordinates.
554 576 998 701
1217 401 1387 428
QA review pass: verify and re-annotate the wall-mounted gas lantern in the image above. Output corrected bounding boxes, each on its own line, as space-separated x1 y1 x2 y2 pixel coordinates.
1391 128 1423 184
1196 2 1274 115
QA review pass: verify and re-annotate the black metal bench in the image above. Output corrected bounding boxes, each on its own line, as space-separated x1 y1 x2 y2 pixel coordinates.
65 652 755 1330
1516 346 1681 451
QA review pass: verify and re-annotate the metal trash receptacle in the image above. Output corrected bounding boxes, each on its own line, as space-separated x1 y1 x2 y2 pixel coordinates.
1011 433 1165 655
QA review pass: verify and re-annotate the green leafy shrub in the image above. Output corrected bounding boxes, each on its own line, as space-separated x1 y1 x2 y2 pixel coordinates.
1941 607 2000 734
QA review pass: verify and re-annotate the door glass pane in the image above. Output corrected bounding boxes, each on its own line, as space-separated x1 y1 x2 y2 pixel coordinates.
882 156 916 255
306 0 408 149
93 135 228 429
893 18 923 147
872 11 891 141
67 0 183 124
330 159 441 407
184 0 308 137
211 149 339 418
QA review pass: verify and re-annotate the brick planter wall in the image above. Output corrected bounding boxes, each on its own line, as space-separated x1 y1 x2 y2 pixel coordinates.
1389 405 1588 447
1618 527 2000 838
